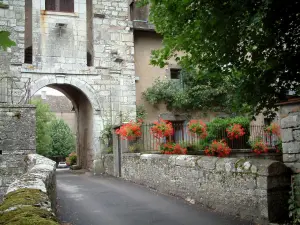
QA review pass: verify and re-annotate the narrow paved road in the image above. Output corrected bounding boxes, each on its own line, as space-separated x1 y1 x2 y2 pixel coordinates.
56 169 252 225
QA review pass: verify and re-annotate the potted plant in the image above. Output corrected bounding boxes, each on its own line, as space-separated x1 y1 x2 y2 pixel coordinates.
250 138 268 155
265 123 280 137
205 140 231 157
226 124 246 140
115 120 142 140
187 120 208 139
151 119 174 139
160 142 187 155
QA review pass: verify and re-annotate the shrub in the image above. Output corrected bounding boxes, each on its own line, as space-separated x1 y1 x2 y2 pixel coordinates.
160 142 187 155
226 124 246 140
187 120 208 139
66 152 77 166
207 116 251 149
151 119 174 139
275 139 283 153
115 120 142 140
128 141 143 153
179 139 209 155
205 140 231 157
207 116 250 140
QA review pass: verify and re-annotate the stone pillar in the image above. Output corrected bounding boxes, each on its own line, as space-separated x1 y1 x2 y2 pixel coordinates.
279 98 300 172
112 126 121 177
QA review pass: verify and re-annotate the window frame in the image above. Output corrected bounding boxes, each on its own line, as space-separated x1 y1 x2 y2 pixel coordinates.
45 0 74 13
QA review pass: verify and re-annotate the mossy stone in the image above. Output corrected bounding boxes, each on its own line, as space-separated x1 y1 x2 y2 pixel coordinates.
0 189 59 225
0 189 48 211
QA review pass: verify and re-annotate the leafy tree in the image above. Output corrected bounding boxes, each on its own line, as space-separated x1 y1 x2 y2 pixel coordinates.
0 31 16 51
31 99 54 156
140 0 300 118
48 119 76 158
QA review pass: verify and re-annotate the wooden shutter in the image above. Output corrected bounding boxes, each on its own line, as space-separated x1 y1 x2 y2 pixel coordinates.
60 0 74 12
45 0 56 11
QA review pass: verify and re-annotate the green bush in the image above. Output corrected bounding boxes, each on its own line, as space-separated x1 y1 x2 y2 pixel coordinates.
207 116 250 139
48 119 76 158
206 116 251 149
179 139 210 155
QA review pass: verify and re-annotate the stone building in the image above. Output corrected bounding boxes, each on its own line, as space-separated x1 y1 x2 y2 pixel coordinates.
0 0 136 169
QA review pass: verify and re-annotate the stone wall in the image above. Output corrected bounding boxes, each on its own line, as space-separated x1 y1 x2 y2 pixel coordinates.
280 99 300 173
0 104 36 200
102 154 290 224
0 154 58 224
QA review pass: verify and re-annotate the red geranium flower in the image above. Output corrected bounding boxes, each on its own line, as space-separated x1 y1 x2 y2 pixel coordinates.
115 120 142 140
160 143 187 155
151 119 174 139
251 140 268 155
187 120 208 139
205 140 231 157
265 123 280 137
226 124 246 140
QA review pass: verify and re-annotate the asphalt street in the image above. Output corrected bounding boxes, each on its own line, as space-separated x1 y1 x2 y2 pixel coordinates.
56 169 252 225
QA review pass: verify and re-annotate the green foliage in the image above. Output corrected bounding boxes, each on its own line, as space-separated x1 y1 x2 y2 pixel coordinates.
275 139 283 152
0 189 59 225
143 70 245 114
31 99 54 156
128 141 143 153
136 105 147 121
207 117 251 140
142 0 300 118
289 174 300 224
143 79 187 110
0 31 16 51
48 119 76 157
206 117 250 148
179 139 209 154
100 123 113 154
248 136 263 148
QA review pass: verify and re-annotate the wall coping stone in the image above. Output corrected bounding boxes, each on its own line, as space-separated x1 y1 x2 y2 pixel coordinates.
105 153 290 223
7 154 56 194
0 154 57 224
123 153 288 176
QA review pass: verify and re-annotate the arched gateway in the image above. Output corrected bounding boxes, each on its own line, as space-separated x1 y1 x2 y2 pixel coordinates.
30 75 101 170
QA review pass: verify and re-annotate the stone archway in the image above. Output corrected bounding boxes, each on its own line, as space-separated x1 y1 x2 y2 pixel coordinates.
30 75 102 170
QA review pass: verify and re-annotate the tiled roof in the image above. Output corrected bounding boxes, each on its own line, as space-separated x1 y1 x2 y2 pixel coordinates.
33 95 73 113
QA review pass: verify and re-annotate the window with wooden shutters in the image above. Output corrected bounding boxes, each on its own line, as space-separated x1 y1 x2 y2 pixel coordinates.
45 0 74 12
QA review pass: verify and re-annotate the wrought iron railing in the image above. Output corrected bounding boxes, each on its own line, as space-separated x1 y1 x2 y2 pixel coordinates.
0 75 31 104
131 123 280 152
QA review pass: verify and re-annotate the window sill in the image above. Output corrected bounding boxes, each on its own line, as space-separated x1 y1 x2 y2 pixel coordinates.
41 10 78 17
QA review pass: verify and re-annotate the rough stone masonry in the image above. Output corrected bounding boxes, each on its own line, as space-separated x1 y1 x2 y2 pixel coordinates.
0 104 36 201
101 153 290 224
280 98 300 172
